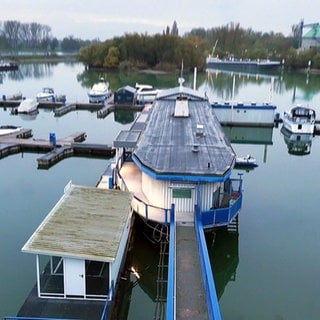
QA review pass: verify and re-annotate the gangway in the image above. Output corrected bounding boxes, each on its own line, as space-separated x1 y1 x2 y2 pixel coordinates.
165 206 222 320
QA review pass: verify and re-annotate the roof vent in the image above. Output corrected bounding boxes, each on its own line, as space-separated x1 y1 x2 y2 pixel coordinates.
192 144 199 153
174 96 189 118
196 124 204 137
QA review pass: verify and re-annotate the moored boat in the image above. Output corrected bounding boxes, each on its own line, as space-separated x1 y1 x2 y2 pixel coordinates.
88 77 112 103
36 87 56 102
235 155 258 167
282 105 316 134
113 77 243 234
206 55 281 72
0 125 22 136
16 98 39 114
135 83 161 104
0 58 18 71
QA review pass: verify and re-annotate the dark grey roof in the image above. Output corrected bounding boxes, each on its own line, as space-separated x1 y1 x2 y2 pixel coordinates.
133 86 236 177
116 85 136 93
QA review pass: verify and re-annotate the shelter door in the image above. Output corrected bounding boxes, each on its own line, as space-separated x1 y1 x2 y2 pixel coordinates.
64 258 85 297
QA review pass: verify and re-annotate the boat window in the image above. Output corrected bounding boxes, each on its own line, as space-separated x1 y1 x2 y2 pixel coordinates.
172 188 192 199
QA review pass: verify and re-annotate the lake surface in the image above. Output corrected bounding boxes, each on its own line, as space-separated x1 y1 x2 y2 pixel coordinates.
1 63 320 319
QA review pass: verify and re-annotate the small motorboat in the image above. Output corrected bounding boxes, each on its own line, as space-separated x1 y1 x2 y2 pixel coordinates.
16 98 39 114
0 125 22 136
235 155 258 167
88 77 112 103
36 87 56 102
282 105 316 134
135 83 161 104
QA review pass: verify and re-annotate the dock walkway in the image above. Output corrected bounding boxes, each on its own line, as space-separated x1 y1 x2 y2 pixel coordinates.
0 130 115 168
176 225 208 319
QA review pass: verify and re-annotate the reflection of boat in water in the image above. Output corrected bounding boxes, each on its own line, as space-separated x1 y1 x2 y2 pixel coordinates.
206 228 239 299
18 111 39 121
281 126 313 155
282 105 316 134
222 126 274 145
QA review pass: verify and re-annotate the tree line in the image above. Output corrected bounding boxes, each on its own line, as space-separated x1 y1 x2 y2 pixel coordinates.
1 19 319 70
78 22 320 71
0 20 90 53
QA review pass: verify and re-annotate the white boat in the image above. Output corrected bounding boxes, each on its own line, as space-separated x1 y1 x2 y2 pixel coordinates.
36 87 56 102
282 105 316 134
0 125 22 136
17 98 39 114
88 77 112 103
135 83 161 104
235 155 258 167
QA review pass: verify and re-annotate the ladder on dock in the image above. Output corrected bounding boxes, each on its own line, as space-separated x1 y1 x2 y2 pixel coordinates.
154 240 168 320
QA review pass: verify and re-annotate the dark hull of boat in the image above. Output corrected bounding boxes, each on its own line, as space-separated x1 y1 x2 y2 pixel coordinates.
206 61 280 71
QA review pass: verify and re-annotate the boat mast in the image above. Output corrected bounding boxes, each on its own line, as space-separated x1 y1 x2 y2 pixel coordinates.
211 40 219 56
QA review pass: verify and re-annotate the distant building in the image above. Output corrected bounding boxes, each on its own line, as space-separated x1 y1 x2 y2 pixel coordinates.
301 24 320 50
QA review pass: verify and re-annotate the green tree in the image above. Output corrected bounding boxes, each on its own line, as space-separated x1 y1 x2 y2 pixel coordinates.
104 46 120 68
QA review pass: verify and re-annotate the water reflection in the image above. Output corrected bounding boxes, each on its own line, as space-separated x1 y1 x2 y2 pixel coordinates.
223 126 274 145
201 68 320 104
112 228 164 319
280 126 314 155
1 63 57 82
114 109 137 124
206 228 239 299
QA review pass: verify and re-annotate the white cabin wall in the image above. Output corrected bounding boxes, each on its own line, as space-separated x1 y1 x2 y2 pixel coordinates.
213 107 275 124
142 173 166 208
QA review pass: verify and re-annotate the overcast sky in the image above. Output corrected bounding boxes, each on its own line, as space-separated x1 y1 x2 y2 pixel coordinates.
1 0 319 40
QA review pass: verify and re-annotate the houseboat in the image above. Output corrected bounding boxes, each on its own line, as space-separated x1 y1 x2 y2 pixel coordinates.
113 78 243 233
206 54 281 72
211 101 277 127
16 182 133 319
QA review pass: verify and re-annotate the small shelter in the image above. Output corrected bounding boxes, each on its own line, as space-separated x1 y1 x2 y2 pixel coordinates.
114 85 136 105
22 182 132 301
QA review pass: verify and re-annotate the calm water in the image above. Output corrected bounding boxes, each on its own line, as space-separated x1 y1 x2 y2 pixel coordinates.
1 63 320 319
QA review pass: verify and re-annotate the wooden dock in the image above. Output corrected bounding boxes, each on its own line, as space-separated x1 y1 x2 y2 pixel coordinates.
0 97 142 118
0 129 115 168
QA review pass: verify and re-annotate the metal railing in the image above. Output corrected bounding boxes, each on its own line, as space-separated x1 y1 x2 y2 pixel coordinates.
165 204 176 320
100 280 114 320
194 205 222 320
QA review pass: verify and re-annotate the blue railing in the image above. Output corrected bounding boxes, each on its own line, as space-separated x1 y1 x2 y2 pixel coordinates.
165 204 176 320
100 280 114 320
201 193 242 227
195 205 222 320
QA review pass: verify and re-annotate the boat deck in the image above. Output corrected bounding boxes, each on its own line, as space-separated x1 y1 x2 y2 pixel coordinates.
17 285 105 320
